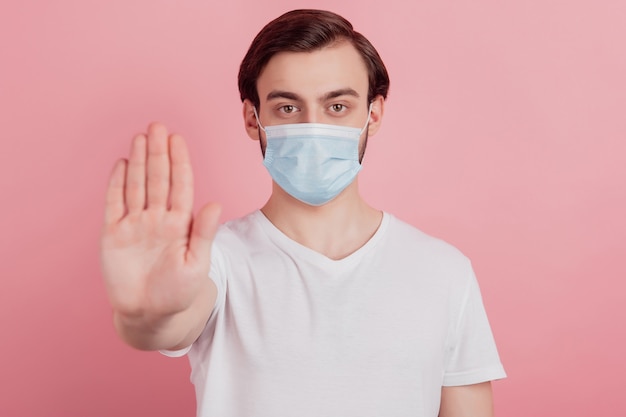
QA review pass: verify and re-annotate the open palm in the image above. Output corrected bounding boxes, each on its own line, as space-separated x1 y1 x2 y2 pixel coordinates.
101 123 220 320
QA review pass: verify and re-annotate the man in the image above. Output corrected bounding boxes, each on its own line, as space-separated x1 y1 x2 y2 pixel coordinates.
101 9 505 417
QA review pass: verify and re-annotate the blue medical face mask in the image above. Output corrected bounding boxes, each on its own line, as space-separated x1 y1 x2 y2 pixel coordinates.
254 105 372 206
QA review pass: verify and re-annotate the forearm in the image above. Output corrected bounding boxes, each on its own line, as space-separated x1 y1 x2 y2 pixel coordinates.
113 279 216 351
439 382 494 417
114 311 185 351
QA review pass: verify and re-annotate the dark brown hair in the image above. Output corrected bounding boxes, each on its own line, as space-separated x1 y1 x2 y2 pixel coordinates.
238 9 390 108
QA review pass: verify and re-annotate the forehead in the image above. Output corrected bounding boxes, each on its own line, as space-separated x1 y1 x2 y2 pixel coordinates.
256 41 369 101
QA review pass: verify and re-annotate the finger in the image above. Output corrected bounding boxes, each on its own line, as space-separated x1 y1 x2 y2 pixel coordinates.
104 159 128 225
187 203 222 265
169 133 193 213
146 122 171 208
125 134 147 213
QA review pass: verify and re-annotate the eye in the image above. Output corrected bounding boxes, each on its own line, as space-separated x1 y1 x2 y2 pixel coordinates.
330 103 346 113
279 105 298 114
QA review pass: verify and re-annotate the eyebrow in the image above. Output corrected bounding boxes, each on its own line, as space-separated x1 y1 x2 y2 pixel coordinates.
266 90 301 102
322 88 360 101
265 88 361 103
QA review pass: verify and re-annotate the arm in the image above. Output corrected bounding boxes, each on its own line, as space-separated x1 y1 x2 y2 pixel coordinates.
101 122 221 351
439 382 494 417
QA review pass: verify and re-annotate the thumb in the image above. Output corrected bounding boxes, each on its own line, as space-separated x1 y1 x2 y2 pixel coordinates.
187 202 222 265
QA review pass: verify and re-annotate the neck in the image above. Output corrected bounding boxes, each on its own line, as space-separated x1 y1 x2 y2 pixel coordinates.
261 180 382 260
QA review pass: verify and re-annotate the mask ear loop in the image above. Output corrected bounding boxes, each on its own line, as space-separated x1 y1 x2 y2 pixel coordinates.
252 107 266 132
359 103 374 135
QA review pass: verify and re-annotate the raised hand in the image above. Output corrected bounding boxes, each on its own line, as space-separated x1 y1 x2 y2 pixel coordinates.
101 123 220 349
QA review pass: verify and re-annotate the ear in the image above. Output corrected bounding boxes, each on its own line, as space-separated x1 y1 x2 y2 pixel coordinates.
243 99 260 141
366 95 385 137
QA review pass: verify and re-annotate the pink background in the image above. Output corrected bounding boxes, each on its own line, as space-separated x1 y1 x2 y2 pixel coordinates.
1 0 625 416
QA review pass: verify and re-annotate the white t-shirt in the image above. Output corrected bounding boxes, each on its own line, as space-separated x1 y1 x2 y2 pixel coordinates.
164 210 506 417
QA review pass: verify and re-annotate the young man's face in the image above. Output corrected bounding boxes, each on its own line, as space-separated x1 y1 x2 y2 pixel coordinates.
243 40 384 157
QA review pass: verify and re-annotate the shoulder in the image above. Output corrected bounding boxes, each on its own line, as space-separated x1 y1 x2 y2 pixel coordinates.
377 213 476 294
384 213 471 266
214 210 263 245
210 210 278 265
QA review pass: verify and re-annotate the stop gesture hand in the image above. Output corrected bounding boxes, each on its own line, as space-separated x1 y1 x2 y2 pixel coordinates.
101 123 220 348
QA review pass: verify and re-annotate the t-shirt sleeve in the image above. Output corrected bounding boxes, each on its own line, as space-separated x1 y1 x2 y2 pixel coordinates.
442 266 506 386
